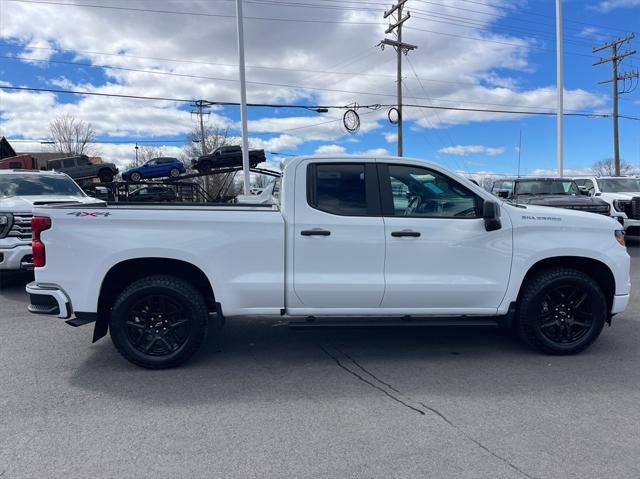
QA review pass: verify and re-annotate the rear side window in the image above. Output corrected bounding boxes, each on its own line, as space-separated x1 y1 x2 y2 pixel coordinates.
77 157 91 166
49 160 61 170
63 158 76 168
308 163 369 216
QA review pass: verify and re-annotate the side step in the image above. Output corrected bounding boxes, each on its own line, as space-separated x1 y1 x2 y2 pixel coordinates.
288 317 500 329
66 315 97 327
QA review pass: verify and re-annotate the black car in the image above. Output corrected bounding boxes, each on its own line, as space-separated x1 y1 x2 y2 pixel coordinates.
192 146 266 174
128 186 177 202
491 178 611 215
47 155 119 183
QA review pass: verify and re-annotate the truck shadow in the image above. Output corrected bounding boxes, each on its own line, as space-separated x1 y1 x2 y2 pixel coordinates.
69 314 640 406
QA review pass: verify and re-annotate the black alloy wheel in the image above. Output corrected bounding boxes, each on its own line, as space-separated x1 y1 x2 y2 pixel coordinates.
516 267 607 355
537 285 594 344
110 275 209 368
126 295 191 356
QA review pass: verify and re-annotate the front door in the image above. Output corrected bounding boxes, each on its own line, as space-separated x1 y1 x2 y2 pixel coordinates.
378 162 512 315
292 161 385 311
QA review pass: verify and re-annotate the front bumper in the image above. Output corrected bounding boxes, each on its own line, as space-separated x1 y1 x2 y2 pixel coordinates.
26 282 72 319
611 294 630 315
0 244 34 271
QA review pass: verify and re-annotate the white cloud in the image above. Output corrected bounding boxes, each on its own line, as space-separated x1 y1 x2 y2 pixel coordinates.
591 0 640 12
384 132 397 143
314 144 346 154
0 0 609 165
438 145 505 156
360 148 391 157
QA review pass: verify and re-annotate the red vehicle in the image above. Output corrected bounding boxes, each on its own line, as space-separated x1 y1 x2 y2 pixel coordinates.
0 155 42 170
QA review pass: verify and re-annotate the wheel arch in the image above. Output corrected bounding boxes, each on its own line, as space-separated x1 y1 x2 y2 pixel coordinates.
92 257 216 342
517 256 615 316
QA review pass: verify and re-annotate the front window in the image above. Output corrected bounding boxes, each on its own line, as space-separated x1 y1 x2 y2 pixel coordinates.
515 179 580 195
0 174 85 197
386 165 480 218
597 178 640 193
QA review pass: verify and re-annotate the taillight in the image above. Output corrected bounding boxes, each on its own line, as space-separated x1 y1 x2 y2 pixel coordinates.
32 216 51 268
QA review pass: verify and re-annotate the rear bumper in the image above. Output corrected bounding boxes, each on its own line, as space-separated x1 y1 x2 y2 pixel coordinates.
0 244 34 271
25 281 72 319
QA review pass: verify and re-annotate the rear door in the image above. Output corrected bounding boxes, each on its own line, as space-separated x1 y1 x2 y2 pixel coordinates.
292 161 385 310
61 157 80 178
378 162 512 314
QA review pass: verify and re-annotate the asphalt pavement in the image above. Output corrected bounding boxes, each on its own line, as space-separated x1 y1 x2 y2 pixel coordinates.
1 241 640 478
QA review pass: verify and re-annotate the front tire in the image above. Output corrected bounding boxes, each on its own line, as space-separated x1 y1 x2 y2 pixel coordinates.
130 172 142 182
169 167 180 177
516 268 607 355
109 275 208 369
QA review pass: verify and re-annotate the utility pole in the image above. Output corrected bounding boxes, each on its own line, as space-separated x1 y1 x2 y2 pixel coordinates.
380 0 416 157
555 0 564 177
236 0 251 195
593 33 637 176
192 99 212 191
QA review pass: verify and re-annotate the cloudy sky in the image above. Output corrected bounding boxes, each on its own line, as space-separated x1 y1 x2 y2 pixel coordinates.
0 0 639 174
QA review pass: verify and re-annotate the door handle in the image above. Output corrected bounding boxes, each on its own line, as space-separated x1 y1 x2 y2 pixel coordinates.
301 229 331 236
391 230 421 238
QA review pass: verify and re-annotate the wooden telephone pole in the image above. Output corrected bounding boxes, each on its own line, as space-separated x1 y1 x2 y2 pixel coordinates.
380 0 416 157
593 33 637 176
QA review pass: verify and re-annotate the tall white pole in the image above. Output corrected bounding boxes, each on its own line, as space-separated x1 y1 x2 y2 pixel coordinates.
236 0 251 195
556 0 564 177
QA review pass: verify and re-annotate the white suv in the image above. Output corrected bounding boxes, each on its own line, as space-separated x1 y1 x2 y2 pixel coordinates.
573 177 640 234
0 170 102 273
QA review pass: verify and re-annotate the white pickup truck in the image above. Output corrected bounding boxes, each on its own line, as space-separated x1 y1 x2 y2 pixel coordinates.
0 170 102 275
27 156 631 368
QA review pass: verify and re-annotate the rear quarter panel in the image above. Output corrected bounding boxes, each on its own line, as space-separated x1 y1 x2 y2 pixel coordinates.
34 205 285 316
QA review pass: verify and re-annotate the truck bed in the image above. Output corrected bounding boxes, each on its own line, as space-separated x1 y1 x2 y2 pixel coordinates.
34 203 285 316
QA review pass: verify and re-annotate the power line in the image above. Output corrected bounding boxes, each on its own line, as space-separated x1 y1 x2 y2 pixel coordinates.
6 0 383 25
5 44 633 104
3 0 599 57
2 85 638 120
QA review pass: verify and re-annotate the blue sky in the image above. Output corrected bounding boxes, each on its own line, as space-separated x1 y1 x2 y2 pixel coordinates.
0 0 639 174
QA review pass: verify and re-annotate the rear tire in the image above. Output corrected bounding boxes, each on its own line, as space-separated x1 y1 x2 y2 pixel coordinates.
109 275 208 369
99 170 114 183
516 267 607 355
130 172 142 182
169 167 180 177
199 161 212 174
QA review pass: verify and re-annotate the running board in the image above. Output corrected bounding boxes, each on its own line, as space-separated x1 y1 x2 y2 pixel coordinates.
287 317 500 329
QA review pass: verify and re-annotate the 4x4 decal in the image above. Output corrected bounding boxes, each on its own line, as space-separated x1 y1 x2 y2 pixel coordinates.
67 212 111 217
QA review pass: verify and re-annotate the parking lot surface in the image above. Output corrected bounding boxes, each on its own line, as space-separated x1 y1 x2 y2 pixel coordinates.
1 241 640 478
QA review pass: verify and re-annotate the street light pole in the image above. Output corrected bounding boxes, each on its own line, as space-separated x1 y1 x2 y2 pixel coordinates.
236 0 251 195
556 0 564 177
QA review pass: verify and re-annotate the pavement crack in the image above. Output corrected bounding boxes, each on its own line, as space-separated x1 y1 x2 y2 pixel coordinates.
318 344 425 415
320 343 537 479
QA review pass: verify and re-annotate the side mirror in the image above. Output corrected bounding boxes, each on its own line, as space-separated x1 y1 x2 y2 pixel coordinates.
578 186 589 196
483 201 502 232
497 190 509 199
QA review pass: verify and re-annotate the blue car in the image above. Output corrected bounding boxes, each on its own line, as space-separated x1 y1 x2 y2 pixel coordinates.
122 157 186 182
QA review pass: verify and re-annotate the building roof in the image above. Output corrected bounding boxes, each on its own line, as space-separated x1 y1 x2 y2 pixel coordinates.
15 151 71 161
0 137 17 159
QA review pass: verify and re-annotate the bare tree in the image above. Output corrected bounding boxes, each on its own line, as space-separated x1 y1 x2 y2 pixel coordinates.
125 146 165 170
592 158 634 176
47 114 96 156
182 126 240 200
182 126 236 160
253 174 272 189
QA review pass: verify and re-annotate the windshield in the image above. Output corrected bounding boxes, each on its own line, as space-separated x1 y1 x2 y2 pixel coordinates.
598 178 640 193
515 179 579 195
0 174 84 197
